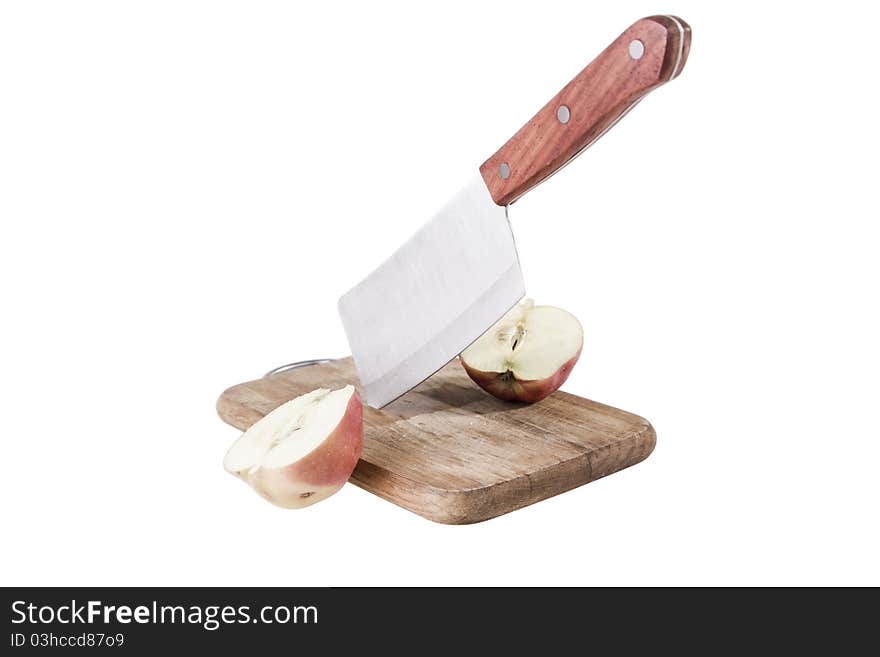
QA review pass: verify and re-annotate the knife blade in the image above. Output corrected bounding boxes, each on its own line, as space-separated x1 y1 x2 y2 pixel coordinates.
339 15 691 408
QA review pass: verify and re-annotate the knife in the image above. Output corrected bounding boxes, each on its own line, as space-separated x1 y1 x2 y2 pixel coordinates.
339 15 691 408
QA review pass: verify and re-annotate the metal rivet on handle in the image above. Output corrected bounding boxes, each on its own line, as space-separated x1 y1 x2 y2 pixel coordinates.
499 162 511 179
629 39 645 60
556 105 570 124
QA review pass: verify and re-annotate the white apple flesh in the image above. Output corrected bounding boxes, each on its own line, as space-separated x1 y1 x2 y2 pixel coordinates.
223 385 363 509
460 300 583 403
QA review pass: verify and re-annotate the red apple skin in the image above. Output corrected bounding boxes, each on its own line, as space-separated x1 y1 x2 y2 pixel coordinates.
461 346 582 404
244 391 364 509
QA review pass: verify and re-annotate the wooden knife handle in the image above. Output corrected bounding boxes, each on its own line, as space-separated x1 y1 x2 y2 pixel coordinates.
480 15 691 206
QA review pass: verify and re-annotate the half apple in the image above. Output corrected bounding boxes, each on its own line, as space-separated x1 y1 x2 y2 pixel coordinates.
460 299 583 403
223 385 363 509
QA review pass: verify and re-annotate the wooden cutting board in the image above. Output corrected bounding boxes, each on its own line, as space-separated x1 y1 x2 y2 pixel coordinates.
217 357 655 524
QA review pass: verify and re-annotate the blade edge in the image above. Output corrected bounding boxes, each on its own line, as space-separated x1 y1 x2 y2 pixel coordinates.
361 261 524 408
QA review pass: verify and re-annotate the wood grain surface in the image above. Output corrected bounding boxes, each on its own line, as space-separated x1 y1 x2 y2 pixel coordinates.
480 15 691 205
217 358 655 524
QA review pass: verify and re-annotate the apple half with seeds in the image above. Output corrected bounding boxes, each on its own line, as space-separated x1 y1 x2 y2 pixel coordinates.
223 385 363 509
460 299 583 403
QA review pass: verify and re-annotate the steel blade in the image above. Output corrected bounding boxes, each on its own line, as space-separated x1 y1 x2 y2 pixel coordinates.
338 175 524 408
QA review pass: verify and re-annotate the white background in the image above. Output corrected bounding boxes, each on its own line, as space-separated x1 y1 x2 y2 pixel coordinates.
2 1 878 586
